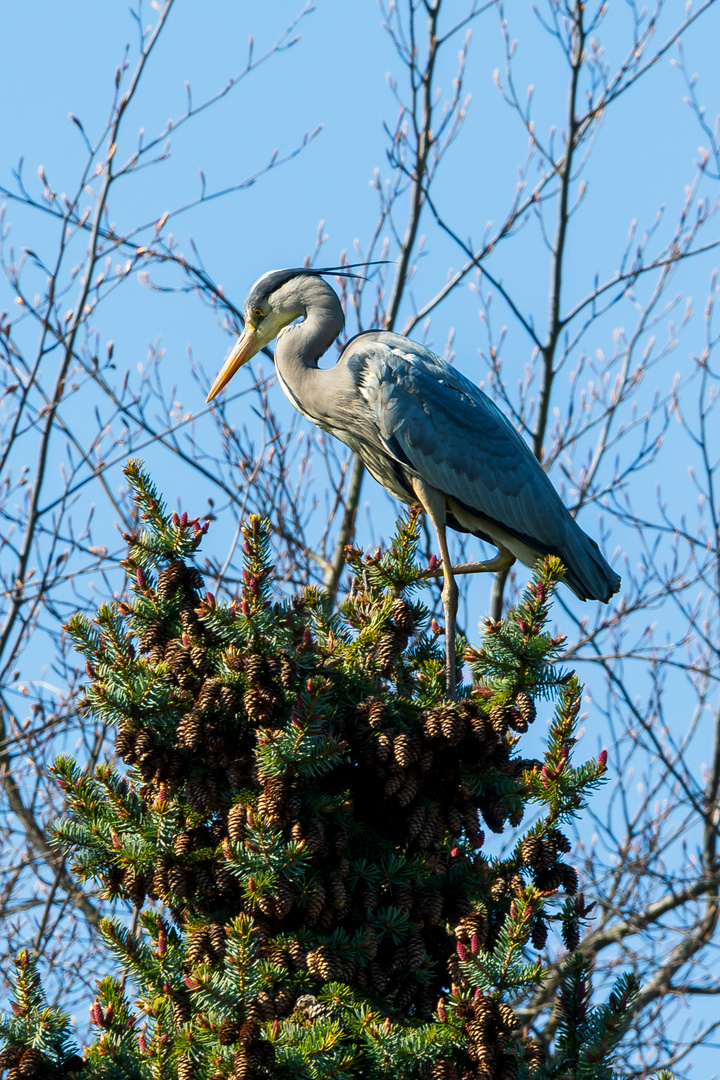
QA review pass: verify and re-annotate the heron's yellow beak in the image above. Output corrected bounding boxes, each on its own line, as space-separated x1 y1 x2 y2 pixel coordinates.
206 324 262 402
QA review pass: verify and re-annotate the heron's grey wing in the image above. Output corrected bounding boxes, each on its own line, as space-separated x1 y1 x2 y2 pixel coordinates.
349 333 572 552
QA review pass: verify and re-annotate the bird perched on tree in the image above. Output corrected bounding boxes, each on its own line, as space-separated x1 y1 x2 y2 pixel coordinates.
206 267 620 696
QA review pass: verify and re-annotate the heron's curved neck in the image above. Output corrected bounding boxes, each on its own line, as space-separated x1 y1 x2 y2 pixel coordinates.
274 277 344 388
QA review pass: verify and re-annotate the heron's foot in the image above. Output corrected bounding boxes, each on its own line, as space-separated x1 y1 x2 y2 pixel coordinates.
422 550 515 580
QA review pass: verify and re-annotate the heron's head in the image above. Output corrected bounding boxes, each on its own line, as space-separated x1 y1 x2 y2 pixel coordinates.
206 268 341 402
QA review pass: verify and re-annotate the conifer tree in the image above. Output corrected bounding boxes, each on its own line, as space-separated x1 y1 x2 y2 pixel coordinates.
1 461 661 1079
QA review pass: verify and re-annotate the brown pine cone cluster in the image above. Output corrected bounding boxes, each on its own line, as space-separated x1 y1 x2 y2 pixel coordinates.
519 828 577 896
99 530 567 1078
0 1046 64 1080
365 695 523 862
459 994 521 1080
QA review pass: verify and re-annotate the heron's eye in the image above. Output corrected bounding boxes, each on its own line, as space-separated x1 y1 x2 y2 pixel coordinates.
252 307 265 320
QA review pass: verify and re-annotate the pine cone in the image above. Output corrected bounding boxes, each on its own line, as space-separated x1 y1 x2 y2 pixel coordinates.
376 732 393 762
194 863 215 894
520 835 543 868
227 804 247 843
219 685 236 712
463 804 480 835
384 773 403 797
440 709 467 744
421 709 442 739
330 878 348 913
134 729 154 761
177 711 204 751
237 1020 260 1045
244 654 264 683
272 879 293 919
218 1018 240 1045
180 603 202 637
306 883 325 922
124 871 147 907
391 597 415 632
472 995 497 1023
455 912 487 945
523 1041 546 1070
366 698 386 729
114 726 137 760
255 990 275 1020
274 986 296 1017
504 706 527 733
407 805 427 838
366 961 386 994
400 775 421 807
362 884 378 911
395 981 416 1012
307 945 344 981
0 1049 24 1070
406 935 426 968
18 1049 44 1077
562 919 581 951
497 1002 519 1031
172 996 191 1026
507 872 524 895
377 627 405 672
255 892 276 918
138 620 166 653
302 820 324 854
216 865 236 896
198 676 224 713
261 776 287 819
228 757 250 788
232 1047 252 1080
243 686 273 723
531 917 548 950
188 928 209 963
558 863 579 894
295 994 324 1019
287 941 308 971
190 645 210 675
177 1055 195 1080
157 560 185 600
152 863 169 899
174 832 193 856
418 888 443 925
394 732 419 767
168 866 190 898
208 923 226 956
534 865 564 892
469 712 492 741
515 690 536 725
480 797 506 834
547 827 572 854
166 639 190 675
279 657 296 689
185 566 204 591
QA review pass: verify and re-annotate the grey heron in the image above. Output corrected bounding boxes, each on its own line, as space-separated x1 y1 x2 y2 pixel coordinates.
206 268 620 696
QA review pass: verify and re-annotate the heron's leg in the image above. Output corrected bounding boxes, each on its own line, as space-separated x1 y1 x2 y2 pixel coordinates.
420 548 515 580
412 478 459 699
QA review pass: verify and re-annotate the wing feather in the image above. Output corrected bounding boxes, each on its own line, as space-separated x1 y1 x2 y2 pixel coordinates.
348 333 570 552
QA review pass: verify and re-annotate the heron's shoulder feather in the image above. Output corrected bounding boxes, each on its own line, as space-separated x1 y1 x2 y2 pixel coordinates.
340 331 527 451
340 330 573 549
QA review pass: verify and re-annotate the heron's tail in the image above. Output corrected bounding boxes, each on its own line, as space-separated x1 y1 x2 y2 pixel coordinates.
560 522 620 602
